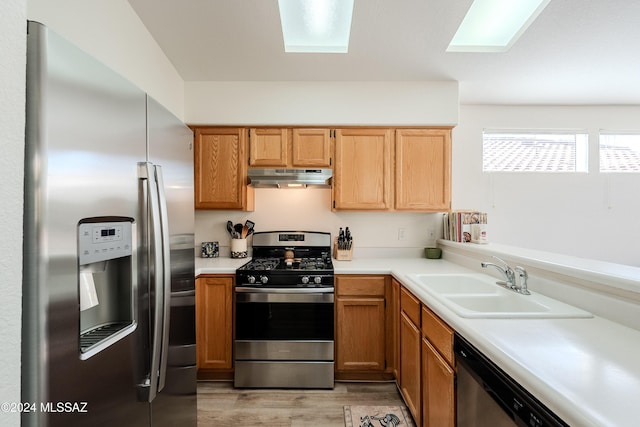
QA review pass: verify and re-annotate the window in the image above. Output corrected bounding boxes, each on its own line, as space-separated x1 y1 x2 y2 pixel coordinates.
599 132 640 172
483 131 588 172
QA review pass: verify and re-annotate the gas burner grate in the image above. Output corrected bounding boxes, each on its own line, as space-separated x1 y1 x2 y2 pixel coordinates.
243 258 280 271
299 258 331 269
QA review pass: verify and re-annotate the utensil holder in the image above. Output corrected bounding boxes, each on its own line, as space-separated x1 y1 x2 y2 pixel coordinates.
333 239 353 261
231 238 248 258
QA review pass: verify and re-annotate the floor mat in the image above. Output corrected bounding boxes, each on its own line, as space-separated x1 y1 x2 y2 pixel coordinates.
344 405 415 427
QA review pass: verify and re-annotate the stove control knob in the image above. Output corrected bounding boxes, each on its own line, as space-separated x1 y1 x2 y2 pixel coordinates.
260 275 269 284
301 276 310 284
247 275 256 284
314 276 322 284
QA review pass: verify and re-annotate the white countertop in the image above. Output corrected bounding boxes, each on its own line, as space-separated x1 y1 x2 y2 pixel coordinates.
195 256 249 274
196 256 640 427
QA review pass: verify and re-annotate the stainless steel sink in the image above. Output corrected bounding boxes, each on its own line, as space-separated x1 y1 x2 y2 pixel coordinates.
405 273 592 319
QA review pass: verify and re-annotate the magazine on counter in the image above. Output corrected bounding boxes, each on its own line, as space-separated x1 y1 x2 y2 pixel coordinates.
444 211 487 243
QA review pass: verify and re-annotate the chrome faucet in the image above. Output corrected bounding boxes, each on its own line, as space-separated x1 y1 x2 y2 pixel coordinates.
481 256 516 290
481 256 531 295
514 266 531 295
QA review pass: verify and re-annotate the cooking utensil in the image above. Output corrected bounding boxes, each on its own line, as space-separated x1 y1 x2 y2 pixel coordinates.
226 220 234 237
244 220 255 237
234 223 243 239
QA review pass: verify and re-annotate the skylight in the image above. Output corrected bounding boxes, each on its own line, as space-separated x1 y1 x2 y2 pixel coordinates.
447 0 550 52
278 0 354 53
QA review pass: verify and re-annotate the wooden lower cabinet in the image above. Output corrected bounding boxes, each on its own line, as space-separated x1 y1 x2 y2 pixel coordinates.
421 305 456 427
336 297 385 371
399 287 422 426
195 275 234 380
335 275 393 380
398 287 456 427
390 278 401 380
422 338 455 427
400 312 422 425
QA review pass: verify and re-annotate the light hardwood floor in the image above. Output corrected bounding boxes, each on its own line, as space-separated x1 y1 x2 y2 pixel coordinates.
197 381 409 426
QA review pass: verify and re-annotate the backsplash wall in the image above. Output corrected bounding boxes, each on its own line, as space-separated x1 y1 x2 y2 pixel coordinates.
195 188 445 256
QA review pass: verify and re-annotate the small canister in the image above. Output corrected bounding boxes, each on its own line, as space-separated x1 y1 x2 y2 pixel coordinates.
425 247 442 259
201 241 219 258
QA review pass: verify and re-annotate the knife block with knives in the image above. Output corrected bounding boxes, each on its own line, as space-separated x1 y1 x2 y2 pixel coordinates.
334 227 353 261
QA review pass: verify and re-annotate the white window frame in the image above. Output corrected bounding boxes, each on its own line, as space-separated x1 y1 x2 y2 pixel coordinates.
599 131 640 173
482 129 589 173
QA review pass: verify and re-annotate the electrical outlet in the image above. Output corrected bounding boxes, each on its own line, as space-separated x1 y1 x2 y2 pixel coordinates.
398 227 406 241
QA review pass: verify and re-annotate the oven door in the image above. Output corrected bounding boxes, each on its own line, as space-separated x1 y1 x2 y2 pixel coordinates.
235 287 334 343
234 287 335 388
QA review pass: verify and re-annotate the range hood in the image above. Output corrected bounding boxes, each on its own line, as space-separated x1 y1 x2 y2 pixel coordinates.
248 168 332 188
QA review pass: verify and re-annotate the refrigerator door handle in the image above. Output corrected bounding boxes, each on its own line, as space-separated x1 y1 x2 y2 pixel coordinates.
154 164 171 393
139 162 165 403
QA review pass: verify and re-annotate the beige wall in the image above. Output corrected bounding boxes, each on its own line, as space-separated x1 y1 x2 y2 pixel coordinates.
185 81 459 126
27 0 185 119
1 1 26 425
453 105 640 267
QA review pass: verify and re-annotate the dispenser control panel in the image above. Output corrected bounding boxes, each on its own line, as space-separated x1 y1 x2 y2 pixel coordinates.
78 220 133 265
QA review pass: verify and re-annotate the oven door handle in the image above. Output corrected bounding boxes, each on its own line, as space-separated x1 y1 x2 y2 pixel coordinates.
235 287 334 303
235 287 334 294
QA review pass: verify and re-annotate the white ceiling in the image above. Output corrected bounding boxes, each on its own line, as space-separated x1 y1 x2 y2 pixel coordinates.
127 0 640 105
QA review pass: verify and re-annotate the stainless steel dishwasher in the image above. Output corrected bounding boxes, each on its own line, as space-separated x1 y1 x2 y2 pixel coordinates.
455 334 569 427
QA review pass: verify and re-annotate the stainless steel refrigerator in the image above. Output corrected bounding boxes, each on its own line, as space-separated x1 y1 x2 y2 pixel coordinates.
22 21 196 426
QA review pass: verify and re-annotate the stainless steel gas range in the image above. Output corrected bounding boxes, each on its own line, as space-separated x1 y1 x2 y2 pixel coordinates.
234 231 334 389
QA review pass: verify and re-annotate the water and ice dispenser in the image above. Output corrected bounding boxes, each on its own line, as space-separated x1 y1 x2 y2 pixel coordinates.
78 218 136 359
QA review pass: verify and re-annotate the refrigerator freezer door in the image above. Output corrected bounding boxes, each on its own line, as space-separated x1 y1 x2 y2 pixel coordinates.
138 162 170 403
146 96 196 426
23 22 150 426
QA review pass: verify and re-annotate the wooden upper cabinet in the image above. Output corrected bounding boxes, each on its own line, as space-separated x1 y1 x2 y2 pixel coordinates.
193 127 253 210
248 128 289 167
292 128 332 167
333 128 392 210
395 129 451 211
248 128 332 168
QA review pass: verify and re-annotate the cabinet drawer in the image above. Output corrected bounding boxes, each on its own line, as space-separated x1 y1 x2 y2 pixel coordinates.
421 306 454 366
400 287 421 326
336 276 386 297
